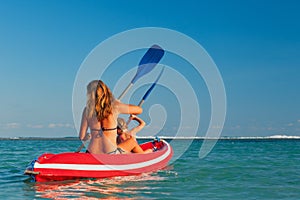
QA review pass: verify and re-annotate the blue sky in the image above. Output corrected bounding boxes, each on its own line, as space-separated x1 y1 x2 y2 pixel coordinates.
0 0 299 137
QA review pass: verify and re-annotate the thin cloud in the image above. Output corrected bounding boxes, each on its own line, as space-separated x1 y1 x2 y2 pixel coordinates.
48 123 74 129
27 124 44 129
228 125 241 130
5 123 21 129
212 125 224 129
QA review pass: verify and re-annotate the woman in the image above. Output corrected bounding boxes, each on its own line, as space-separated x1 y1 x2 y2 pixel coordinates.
79 80 150 154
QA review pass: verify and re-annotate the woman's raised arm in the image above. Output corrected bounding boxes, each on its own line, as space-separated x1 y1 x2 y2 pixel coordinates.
114 100 143 115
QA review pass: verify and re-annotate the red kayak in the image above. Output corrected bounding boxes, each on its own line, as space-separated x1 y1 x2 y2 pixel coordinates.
25 139 173 182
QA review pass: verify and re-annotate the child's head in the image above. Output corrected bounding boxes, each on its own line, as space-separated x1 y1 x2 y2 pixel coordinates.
117 118 128 134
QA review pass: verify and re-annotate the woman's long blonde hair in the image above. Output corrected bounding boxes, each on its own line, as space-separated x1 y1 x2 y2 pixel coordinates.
86 80 114 121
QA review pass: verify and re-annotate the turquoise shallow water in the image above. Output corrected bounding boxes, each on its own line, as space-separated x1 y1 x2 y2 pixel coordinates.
0 138 299 199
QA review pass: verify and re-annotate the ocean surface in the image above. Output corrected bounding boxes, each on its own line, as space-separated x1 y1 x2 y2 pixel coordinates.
0 138 299 199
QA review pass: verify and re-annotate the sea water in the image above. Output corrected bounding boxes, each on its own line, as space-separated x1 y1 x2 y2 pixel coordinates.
0 138 299 199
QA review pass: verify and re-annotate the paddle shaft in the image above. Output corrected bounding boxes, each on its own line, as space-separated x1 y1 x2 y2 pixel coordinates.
118 83 133 100
76 143 85 153
126 67 164 125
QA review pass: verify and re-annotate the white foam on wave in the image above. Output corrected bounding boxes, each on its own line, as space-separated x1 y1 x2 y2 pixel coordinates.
9 137 20 140
136 135 300 140
268 135 300 139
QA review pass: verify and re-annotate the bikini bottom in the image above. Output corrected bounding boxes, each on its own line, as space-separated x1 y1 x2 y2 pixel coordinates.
107 147 126 154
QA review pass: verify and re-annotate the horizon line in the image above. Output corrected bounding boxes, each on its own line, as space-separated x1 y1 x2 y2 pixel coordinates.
1 134 300 140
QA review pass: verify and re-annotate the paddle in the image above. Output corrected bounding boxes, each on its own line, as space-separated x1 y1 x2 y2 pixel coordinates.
76 135 90 153
126 66 165 125
118 44 165 100
75 45 165 153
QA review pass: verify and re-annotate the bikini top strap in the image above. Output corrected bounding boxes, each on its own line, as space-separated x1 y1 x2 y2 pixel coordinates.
90 128 101 132
102 127 117 131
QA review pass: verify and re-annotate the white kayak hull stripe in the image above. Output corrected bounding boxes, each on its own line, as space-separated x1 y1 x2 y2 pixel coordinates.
34 142 171 171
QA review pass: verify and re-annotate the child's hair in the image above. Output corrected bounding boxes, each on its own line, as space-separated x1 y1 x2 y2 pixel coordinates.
117 117 128 131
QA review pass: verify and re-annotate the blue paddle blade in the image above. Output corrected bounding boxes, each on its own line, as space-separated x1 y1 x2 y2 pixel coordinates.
142 66 165 101
131 44 165 84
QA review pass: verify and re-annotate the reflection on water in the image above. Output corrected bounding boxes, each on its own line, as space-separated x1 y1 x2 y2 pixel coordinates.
30 172 167 199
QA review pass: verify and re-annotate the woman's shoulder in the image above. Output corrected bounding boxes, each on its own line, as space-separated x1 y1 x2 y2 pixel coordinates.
81 107 88 116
